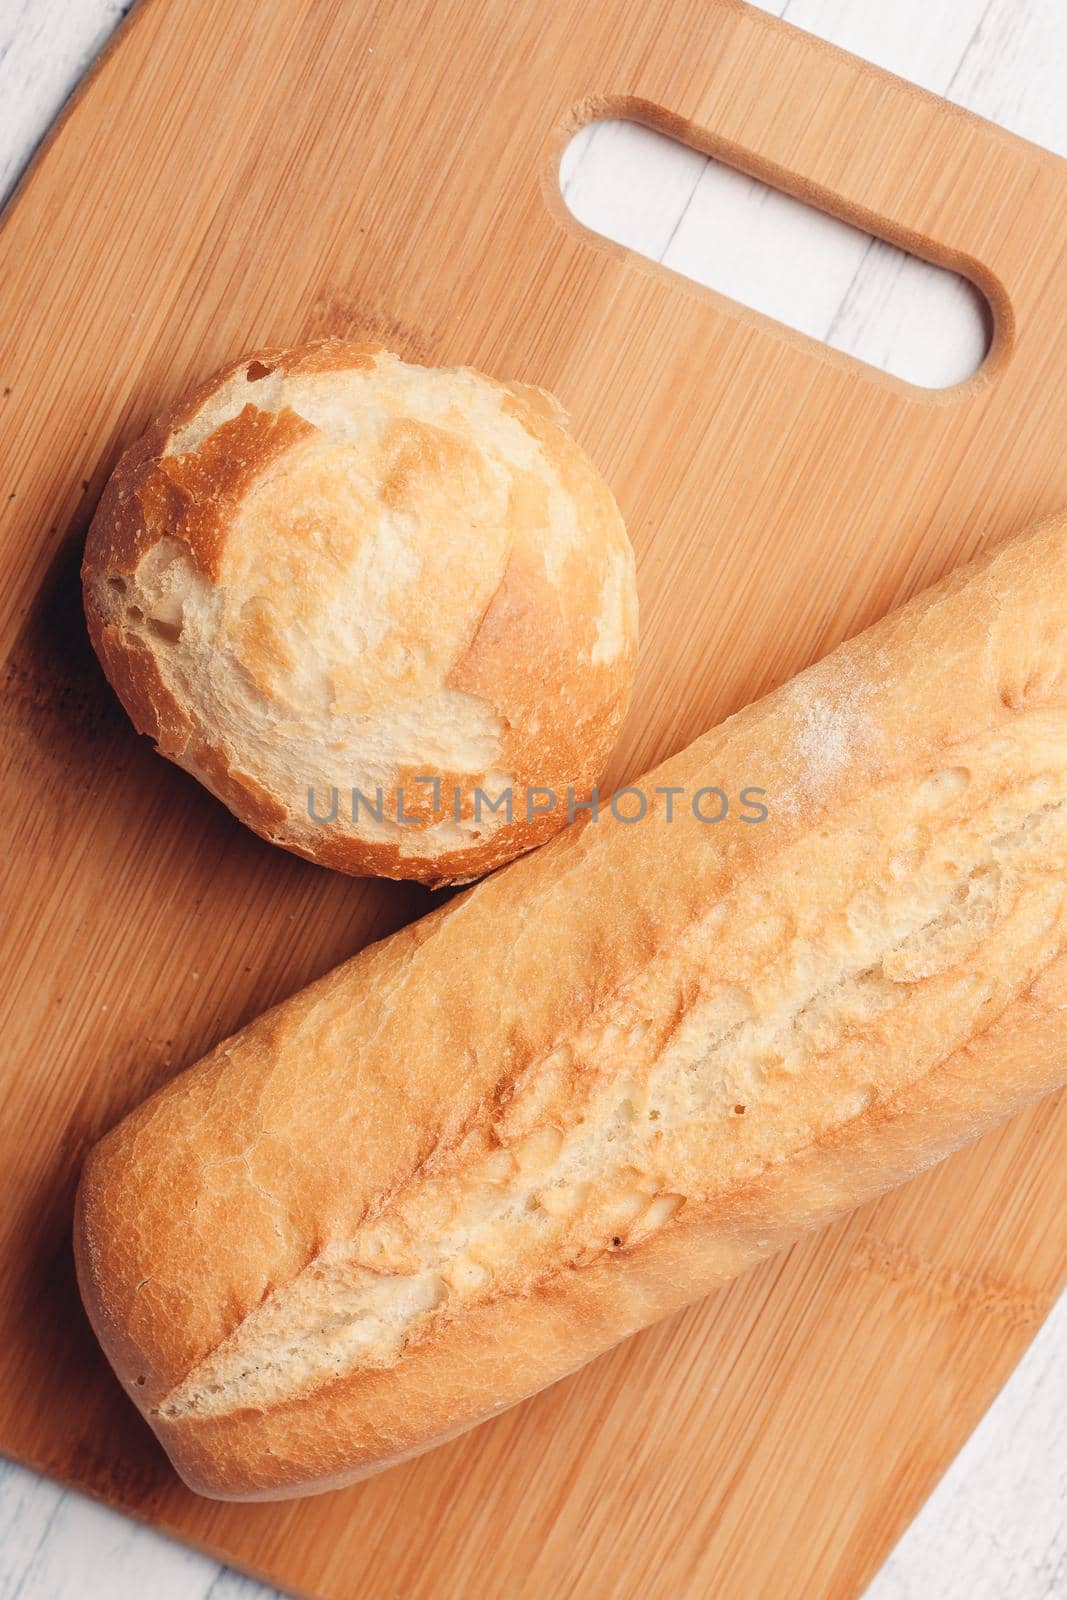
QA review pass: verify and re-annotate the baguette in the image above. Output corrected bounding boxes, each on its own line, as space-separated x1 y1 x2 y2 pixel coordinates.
75 515 1067 1500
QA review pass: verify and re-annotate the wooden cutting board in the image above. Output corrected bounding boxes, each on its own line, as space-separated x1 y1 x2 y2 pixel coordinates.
3 0 1067 1594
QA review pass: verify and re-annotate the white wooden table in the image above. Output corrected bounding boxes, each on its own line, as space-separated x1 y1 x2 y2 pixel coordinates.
1 1 1065 1595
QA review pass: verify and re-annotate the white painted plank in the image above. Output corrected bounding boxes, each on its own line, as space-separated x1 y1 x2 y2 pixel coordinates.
0 1459 232 1600
560 119 708 262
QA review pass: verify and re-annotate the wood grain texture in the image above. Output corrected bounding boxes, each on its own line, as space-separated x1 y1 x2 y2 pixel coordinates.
2 0 1067 1596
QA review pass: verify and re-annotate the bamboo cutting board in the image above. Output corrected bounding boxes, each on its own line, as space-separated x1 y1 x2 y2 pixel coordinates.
3 0 1067 1595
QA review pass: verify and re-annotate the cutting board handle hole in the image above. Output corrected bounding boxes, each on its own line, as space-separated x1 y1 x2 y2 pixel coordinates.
559 118 993 391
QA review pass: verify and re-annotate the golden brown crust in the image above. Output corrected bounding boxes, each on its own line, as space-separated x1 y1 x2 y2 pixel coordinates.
82 339 638 886
128 965 1067 1499
75 514 1067 1498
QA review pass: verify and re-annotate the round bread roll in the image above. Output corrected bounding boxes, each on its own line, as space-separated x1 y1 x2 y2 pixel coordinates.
83 339 638 884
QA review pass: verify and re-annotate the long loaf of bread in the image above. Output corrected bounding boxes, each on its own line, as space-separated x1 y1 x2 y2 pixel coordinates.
75 516 1067 1500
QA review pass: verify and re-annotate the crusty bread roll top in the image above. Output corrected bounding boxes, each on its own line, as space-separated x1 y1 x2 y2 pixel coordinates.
76 515 1067 1498
82 340 638 884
